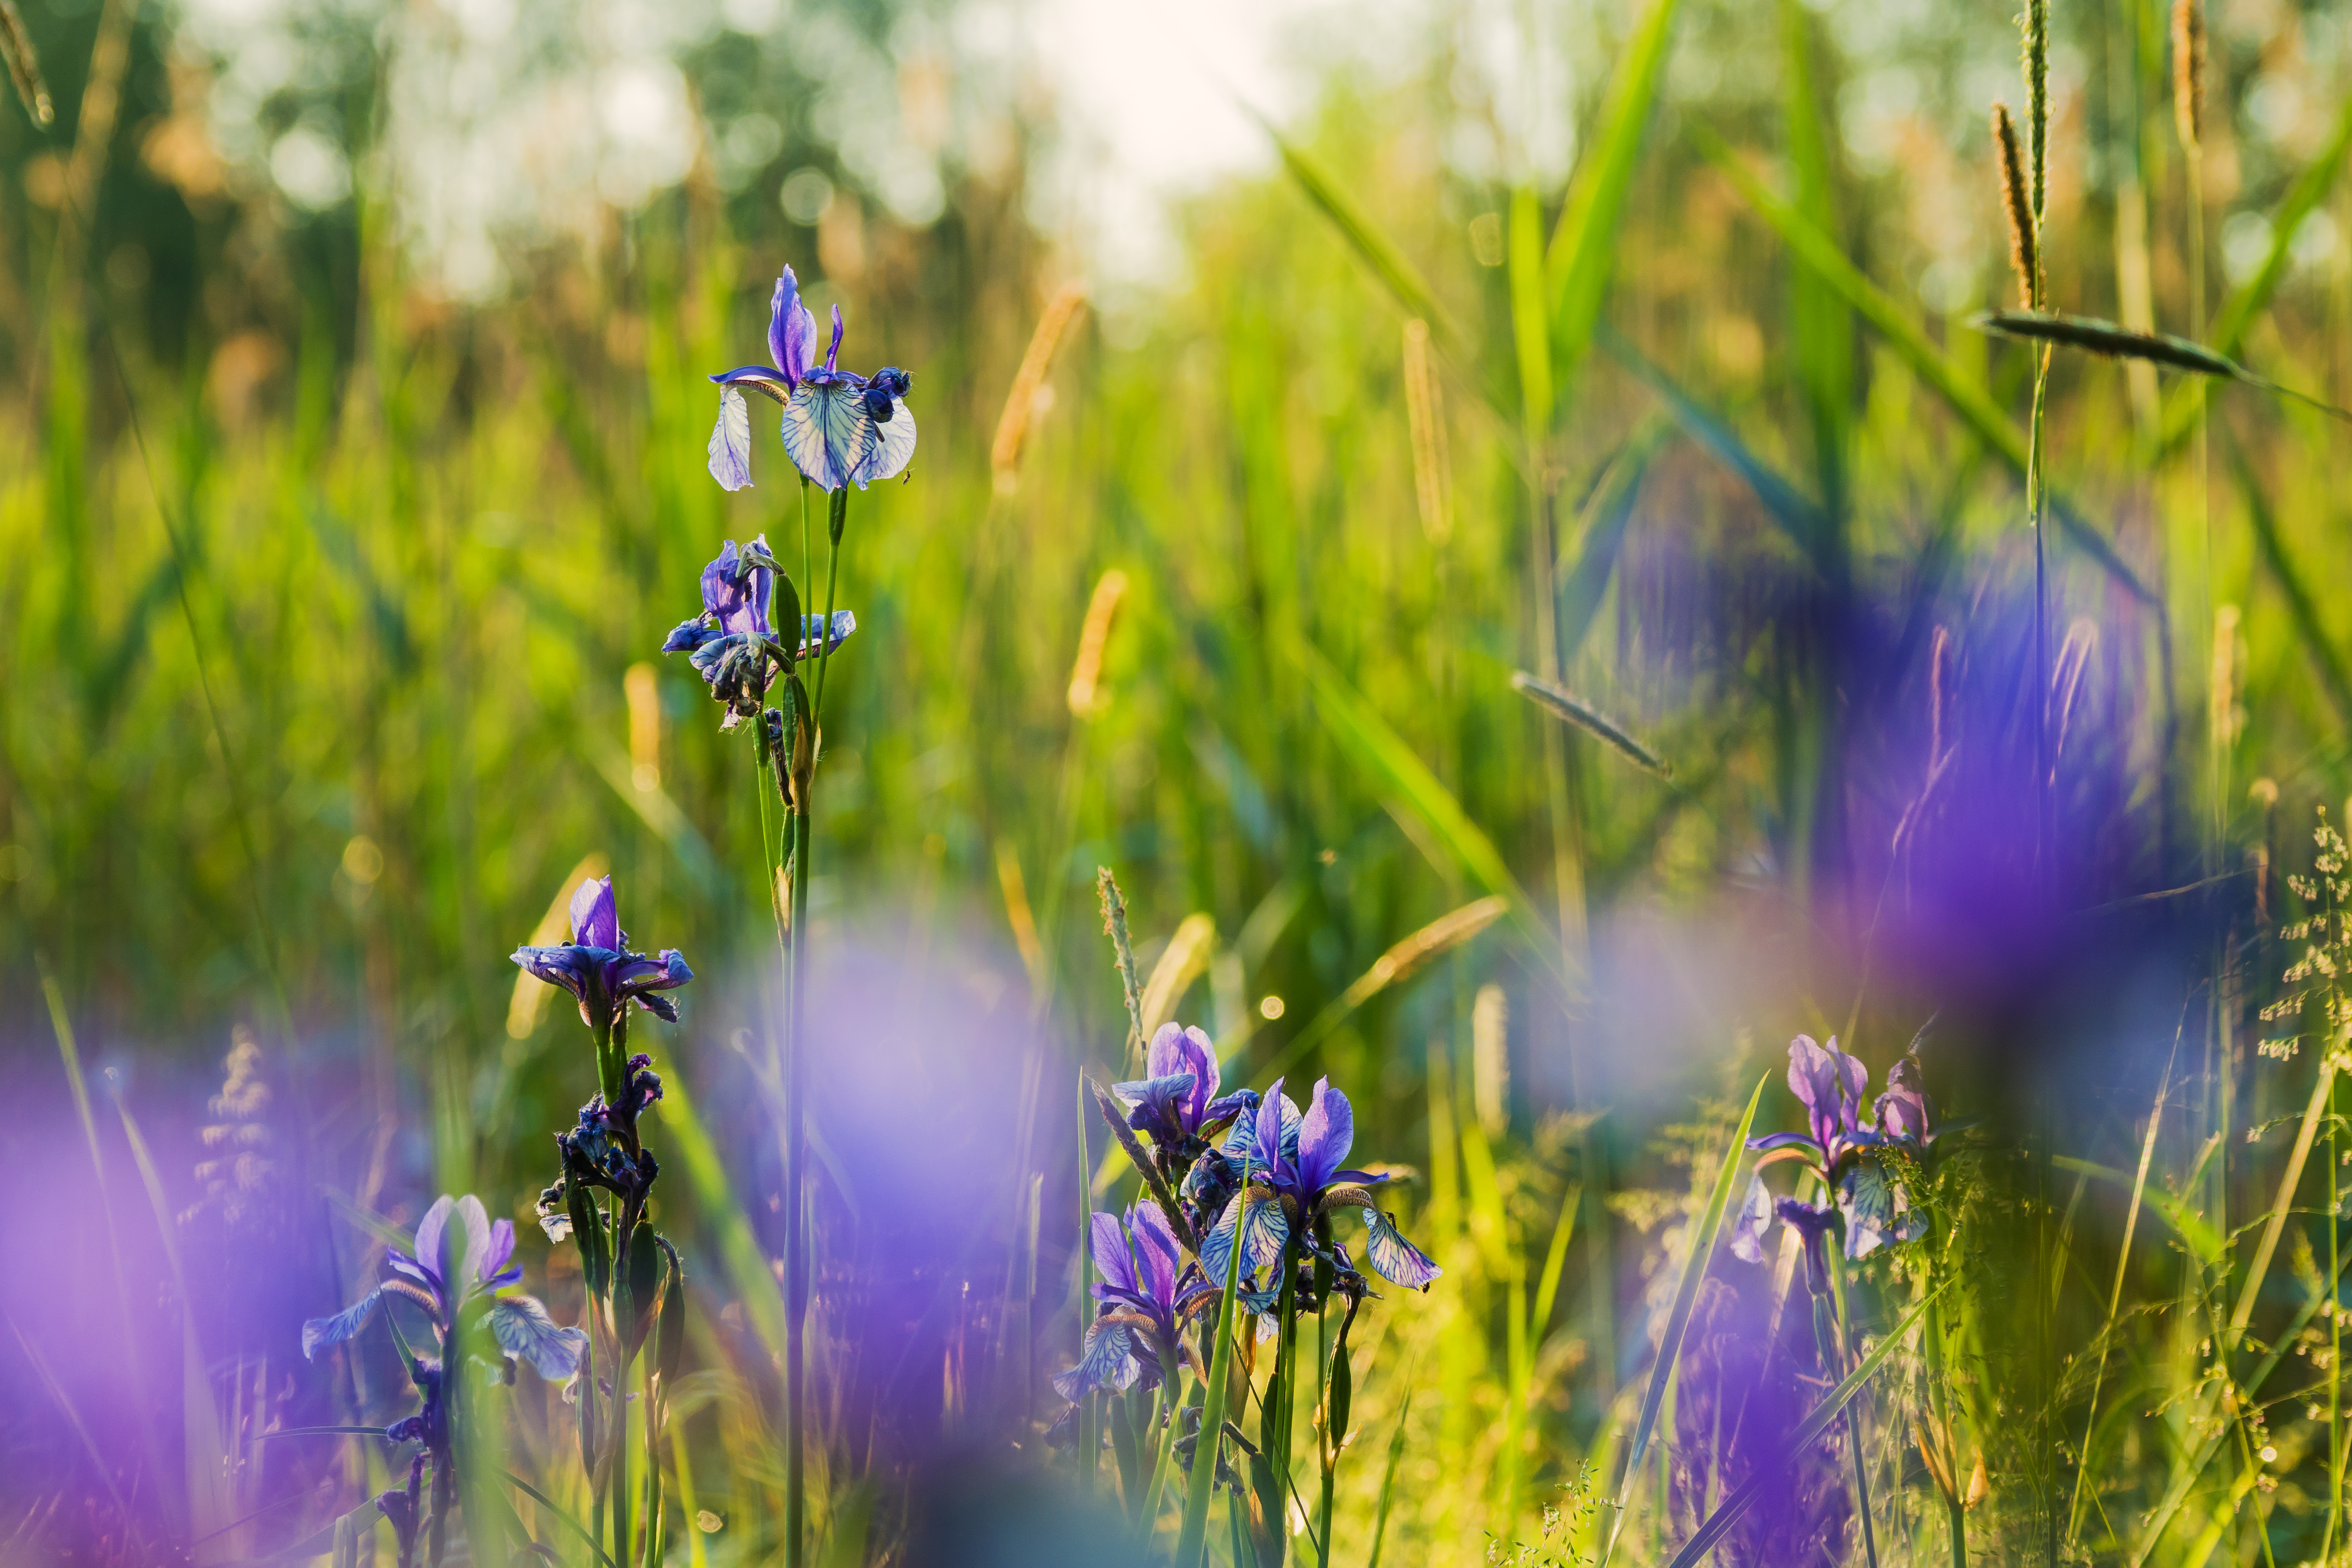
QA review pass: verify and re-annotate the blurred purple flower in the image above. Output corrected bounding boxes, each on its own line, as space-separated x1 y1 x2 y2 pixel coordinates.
301 1194 587 1382
511 875 692 1030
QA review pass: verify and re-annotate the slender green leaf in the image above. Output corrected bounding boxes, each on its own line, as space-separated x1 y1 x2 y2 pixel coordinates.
2227 437 2352 730
1557 416 1669 663
2051 1157 2223 1264
2159 95 2352 452
1365 1383 1416 1568
1690 123 2158 606
1510 185 1554 438
1546 0 1686 393
1176 1152 1253 1565
1297 642 1568 991
1780 0 1853 526
505 1470 621 1568
1249 109 1461 348
1661 1281 1945 1568
1602 1073 1768 1565
1600 323 1830 569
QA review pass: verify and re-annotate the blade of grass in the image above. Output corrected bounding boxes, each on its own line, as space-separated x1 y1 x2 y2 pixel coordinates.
1364 1382 1416 1568
1545 0 1686 393
1296 642 1568 993
1175 1163 1252 1565
2157 95 2352 453
2227 1052 2339 1346
2050 1156 2223 1264
1251 896 1509 1082
2225 436 2352 730
505 1470 621 1568
1661 1281 1946 1568
1779 0 1854 529
1602 1073 1768 1565
1690 122 2158 607
1599 323 1831 571
1557 415 1671 663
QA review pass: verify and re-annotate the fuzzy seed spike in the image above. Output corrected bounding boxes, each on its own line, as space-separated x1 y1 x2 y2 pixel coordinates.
1992 105 2038 307
2172 0 2205 152
0 0 52 127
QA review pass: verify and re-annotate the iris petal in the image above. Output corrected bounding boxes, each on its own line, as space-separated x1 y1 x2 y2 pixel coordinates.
1728 1173 1777 1264
301 1288 385 1360
768 265 818 384
1052 1318 1136 1402
1295 1078 1353 1197
488 1294 590 1382
412 1196 456 1289
781 378 872 493
569 877 620 951
709 386 753 491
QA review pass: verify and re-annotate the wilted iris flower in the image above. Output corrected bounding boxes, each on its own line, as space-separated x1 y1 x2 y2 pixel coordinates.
302 1194 588 1383
1054 1202 1216 1404
1735 1035 1930 1264
511 876 691 1030
707 265 916 493
1201 1076 1441 1295
663 536 858 733
539 1051 666 1229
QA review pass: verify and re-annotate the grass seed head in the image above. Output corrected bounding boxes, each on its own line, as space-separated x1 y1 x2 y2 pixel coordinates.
1992 104 2038 305
2172 0 2205 151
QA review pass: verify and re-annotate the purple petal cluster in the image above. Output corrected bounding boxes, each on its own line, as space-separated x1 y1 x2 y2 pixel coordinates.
707 265 917 493
510 877 692 1031
1735 1035 1946 1272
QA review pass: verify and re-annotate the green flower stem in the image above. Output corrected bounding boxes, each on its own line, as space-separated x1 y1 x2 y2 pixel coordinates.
1178 1157 1250 1565
1824 1247 1880 1568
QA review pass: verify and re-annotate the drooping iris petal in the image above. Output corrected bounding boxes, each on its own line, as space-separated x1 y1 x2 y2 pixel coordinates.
569 877 620 951
1052 1318 1136 1401
709 386 754 491
781 377 873 493
1112 1073 1195 1142
1200 1188 1289 1287
488 1295 590 1381
850 396 917 487
385 1249 435 1291
1357 1208 1442 1290
797 612 857 659
478 1217 517 1288
510 944 598 1004
411 1196 456 1288
1295 1078 1353 1197
1745 1131 1819 1155
1840 1163 1919 1259
768 265 818 383
301 1288 385 1359
1089 1210 1137 1297
452 1196 493 1293
1728 1173 1777 1264
662 619 719 655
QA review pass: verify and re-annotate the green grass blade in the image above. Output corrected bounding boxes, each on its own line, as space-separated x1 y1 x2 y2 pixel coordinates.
1599 323 1831 569
1510 184 1554 439
591 745 726 898
1779 0 1853 527
1545 0 1686 393
1529 1181 1583 1346
1297 642 1569 993
1602 1072 1768 1565
1557 416 1670 664
2051 1156 2223 1265
1690 123 2157 606
1250 110 1461 348
2227 1055 2338 1346
1661 1281 1945 1568
2228 437 2352 730
1175 1169 1252 1565
505 1469 621 1568
1365 1383 1416 1568
2158 95 2352 452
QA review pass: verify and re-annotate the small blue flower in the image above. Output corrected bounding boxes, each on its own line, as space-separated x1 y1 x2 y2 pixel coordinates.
706 267 917 494
511 876 692 1030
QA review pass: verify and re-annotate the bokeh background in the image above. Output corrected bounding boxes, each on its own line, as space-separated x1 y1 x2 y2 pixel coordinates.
6 0 2352 1560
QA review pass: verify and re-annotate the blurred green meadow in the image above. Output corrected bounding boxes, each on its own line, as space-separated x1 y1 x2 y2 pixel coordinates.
9 0 2352 1560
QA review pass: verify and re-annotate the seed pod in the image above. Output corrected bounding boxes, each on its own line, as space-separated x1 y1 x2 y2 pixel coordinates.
1991 105 2037 306
1327 1340 1352 1456
655 1237 688 1384
567 1175 608 1298
2172 0 2205 152
624 1219 664 1354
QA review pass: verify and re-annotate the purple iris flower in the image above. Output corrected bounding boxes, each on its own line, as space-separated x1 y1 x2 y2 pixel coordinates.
302 1194 588 1383
1114 1023 1255 1147
1054 1202 1217 1403
1201 1076 1441 1293
1735 1036 1931 1265
707 266 917 493
510 876 692 1030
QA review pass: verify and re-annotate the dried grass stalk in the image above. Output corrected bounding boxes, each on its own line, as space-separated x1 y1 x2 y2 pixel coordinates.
1992 105 2037 306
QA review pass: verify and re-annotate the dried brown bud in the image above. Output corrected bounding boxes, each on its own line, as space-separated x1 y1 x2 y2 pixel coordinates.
1992 104 2038 306
2172 0 2205 151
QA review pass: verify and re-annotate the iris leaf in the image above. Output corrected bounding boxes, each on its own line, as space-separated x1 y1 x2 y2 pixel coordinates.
1602 1072 1767 1565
